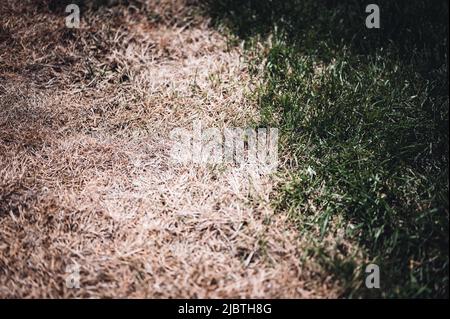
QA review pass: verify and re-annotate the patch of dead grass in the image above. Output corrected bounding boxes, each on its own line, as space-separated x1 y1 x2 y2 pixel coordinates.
0 0 341 297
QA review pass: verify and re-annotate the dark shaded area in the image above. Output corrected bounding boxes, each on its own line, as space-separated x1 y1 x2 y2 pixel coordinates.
205 0 448 69
203 0 449 297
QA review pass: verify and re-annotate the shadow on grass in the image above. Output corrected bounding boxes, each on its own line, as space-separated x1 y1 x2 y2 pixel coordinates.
205 0 448 70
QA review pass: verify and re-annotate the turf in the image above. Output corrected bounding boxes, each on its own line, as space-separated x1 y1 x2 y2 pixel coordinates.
1 0 343 298
205 0 449 298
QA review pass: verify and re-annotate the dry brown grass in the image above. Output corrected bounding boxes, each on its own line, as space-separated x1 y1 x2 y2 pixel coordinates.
0 0 341 297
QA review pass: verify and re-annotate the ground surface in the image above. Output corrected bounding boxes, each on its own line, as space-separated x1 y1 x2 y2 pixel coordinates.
0 1 339 298
207 0 448 298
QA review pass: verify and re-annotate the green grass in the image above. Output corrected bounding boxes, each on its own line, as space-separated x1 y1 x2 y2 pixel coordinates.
205 0 449 297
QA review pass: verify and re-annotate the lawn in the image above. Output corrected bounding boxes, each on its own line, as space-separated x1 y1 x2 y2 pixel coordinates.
0 0 447 298
205 0 449 298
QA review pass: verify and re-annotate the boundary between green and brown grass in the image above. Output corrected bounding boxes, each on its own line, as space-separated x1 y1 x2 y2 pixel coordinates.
204 0 449 298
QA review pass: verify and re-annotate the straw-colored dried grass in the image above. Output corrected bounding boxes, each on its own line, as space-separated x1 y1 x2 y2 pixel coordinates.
0 0 341 297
